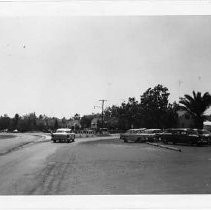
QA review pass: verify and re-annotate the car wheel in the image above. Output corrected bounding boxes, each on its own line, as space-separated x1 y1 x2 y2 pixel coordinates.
124 139 128 143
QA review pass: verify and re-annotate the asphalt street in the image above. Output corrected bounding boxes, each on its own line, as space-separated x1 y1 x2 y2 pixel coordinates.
0 133 211 194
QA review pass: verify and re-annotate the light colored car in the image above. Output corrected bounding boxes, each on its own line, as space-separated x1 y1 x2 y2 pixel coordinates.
120 128 146 143
138 129 163 142
51 128 75 143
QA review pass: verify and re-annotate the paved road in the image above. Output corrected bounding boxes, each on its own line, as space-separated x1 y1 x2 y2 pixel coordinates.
0 133 211 194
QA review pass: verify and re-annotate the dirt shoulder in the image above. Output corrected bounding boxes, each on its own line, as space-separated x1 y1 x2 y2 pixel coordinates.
0 132 50 156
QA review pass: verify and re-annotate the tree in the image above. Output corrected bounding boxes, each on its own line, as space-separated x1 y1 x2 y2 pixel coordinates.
74 113 80 120
179 91 211 129
80 114 96 129
104 117 119 130
140 84 175 128
119 97 142 129
54 119 59 131
0 114 11 130
163 102 179 128
103 98 142 130
10 114 20 131
28 113 37 131
74 124 80 131
104 106 120 129
61 117 67 128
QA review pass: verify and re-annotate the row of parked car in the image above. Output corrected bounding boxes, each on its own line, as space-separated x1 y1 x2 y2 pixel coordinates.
120 128 211 146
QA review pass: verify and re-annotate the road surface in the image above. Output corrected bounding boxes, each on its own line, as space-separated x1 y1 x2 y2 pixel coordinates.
0 133 211 194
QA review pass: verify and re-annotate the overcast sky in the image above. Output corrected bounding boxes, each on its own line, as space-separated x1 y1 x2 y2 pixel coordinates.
0 16 211 118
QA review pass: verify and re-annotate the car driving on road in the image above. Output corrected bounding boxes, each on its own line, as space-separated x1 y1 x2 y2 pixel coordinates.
51 128 75 143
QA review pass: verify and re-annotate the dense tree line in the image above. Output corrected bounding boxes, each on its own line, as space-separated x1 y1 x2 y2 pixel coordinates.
0 113 72 132
104 84 179 130
0 84 210 132
103 85 211 130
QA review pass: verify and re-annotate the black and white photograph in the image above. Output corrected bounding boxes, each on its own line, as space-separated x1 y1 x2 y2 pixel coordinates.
0 1 211 208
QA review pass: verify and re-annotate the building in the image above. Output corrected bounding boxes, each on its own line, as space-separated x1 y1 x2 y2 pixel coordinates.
91 117 100 130
66 119 81 130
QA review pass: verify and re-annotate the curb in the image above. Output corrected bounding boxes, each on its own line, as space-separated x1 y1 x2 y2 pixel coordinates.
146 142 182 152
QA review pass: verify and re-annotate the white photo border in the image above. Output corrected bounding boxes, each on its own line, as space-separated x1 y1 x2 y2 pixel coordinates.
0 0 211 209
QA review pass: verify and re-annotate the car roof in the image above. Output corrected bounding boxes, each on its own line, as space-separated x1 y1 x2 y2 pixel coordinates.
130 128 146 130
197 129 211 132
56 128 72 131
196 129 209 131
169 128 189 131
128 128 146 131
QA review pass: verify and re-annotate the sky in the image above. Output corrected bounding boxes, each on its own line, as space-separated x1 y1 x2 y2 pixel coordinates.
0 16 211 118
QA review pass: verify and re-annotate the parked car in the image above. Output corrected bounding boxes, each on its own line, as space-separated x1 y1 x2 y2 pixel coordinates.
138 129 163 142
51 128 75 143
120 128 146 143
195 129 211 144
161 128 208 146
99 128 109 135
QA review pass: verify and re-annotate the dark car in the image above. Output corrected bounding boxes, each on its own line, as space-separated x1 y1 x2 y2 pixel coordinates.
195 129 211 144
161 128 208 146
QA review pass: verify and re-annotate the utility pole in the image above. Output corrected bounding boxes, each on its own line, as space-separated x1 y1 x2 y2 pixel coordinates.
99 99 107 128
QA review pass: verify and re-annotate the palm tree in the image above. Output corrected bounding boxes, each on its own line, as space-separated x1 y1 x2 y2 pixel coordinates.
179 91 211 128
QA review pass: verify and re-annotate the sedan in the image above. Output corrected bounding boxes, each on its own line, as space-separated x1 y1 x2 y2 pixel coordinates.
51 128 75 143
136 129 162 142
120 128 146 143
161 128 208 146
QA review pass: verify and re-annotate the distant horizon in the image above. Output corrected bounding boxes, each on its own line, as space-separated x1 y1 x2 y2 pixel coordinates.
1 87 211 119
